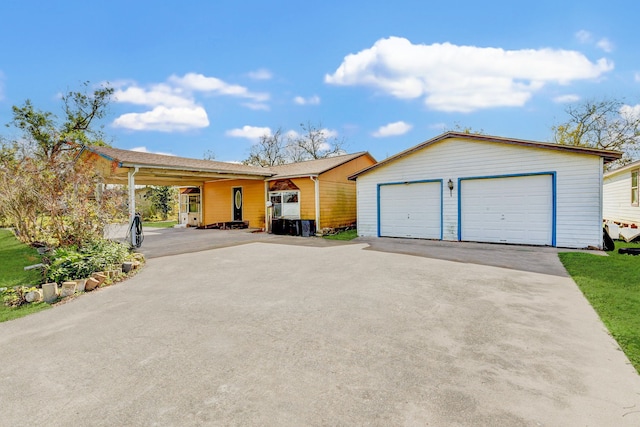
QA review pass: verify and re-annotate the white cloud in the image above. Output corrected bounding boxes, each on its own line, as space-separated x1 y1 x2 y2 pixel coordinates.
113 106 209 132
372 121 413 137
113 84 194 108
325 37 614 113
247 68 273 80
620 104 640 121
112 73 270 132
243 102 270 111
596 38 614 53
169 73 269 102
575 30 592 44
130 146 176 156
635 73 640 83
225 125 272 140
553 94 580 103
294 95 321 105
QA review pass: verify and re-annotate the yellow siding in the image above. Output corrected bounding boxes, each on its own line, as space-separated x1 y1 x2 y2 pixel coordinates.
319 155 376 229
203 180 266 228
289 178 316 220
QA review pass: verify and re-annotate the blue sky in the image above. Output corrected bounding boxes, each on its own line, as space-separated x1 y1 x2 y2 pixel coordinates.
0 1 638 162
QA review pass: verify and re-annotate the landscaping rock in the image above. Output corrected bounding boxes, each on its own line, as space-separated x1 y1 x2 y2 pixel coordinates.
92 272 107 285
61 282 77 297
84 277 100 291
75 279 87 292
42 283 58 303
25 290 42 303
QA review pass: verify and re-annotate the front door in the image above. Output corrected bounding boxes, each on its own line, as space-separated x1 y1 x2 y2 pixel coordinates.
233 187 243 221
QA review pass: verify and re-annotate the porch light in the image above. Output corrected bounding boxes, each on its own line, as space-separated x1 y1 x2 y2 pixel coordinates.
448 179 454 196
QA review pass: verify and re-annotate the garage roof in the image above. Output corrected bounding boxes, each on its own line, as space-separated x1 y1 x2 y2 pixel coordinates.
349 132 623 180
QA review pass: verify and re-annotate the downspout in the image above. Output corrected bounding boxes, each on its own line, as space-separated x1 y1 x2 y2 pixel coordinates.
264 181 270 233
310 176 320 233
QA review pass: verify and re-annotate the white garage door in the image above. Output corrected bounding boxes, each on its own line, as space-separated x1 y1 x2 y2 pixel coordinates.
460 175 553 246
379 182 441 239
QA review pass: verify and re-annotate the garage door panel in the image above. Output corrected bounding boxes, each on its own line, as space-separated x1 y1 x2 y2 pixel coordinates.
379 182 441 239
461 175 553 246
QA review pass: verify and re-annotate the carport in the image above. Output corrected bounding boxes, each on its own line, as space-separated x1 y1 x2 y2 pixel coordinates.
79 145 274 242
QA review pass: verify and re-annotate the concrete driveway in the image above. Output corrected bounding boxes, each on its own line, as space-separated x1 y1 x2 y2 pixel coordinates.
1 242 639 426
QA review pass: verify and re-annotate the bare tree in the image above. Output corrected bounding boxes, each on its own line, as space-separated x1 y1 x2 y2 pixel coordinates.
287 121 345 161
552 98 640 166
243 128 287 167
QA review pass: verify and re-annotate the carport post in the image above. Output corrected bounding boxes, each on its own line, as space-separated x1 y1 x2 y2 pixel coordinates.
128 167 139 245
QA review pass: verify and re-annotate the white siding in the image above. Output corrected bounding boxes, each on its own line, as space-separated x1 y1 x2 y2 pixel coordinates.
603 171 640 225
356 138 604 248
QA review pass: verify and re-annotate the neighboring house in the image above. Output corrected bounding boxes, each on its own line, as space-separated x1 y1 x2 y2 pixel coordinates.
349 132 621 249
603 159 640 228
80 145 375 232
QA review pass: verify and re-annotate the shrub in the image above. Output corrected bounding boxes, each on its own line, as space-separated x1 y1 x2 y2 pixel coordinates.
2 286 37 307
45 239 131 283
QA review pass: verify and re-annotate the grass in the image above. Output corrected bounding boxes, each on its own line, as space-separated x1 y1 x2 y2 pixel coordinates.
143 220 178 228
0 229 43 287
323 229 358 241
0 229 50 322
559 241 640 373
0 302 50 323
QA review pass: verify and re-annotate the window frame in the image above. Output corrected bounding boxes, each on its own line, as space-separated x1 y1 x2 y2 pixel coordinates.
632 170 639 207
269 190 301 219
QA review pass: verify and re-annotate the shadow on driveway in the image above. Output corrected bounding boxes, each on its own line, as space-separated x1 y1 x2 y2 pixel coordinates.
107 224 603 276
354 236 605 277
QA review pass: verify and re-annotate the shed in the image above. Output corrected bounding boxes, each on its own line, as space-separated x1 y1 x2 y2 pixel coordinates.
603 159 640 228
349 132 620 249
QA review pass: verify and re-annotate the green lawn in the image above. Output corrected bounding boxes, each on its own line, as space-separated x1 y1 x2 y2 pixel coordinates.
0 229 43 287
143 220 178 228
0 229 50 322
559 241 640 373
323 229 358 241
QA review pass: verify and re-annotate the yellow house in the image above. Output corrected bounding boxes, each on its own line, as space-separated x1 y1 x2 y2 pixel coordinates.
81 145 375 234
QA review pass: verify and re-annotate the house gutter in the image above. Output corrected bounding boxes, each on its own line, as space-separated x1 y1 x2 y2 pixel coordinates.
310 175 320 233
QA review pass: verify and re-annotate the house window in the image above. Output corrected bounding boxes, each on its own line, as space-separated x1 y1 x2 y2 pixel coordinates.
269 191 300 218
632 170 639 206
180 194 200 213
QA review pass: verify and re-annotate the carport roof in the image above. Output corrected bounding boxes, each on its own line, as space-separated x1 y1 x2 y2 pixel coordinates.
348 132 623 179
83 145 275 186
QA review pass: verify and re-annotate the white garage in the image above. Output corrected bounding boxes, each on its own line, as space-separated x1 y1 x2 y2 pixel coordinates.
379 181 442 239
350 132 620 249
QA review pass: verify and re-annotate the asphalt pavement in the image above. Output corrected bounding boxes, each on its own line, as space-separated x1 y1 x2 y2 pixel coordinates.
1 241 639 426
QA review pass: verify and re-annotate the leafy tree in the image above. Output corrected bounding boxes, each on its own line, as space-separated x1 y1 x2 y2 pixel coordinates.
147 186 178 220
552 98 640 166
9 81 113 163
446 123 486 135
203 149 216 161
0 82 126 246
